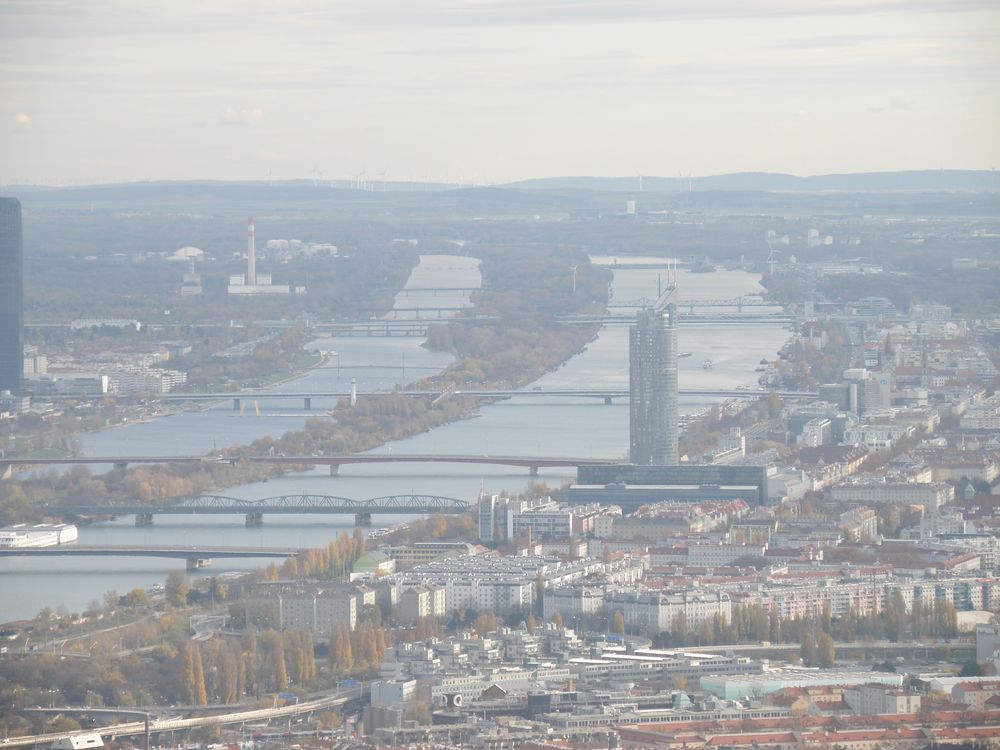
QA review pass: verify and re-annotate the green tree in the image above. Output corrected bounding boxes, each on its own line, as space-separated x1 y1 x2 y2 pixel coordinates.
817 633 836 668
801 633 818 666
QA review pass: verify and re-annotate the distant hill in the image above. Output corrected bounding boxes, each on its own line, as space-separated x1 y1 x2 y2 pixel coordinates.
507 170 997 193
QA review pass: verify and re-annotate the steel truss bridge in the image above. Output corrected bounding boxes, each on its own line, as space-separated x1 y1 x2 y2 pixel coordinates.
59 492 472 527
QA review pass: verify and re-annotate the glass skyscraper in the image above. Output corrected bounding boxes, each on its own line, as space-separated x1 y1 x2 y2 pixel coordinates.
0 197 23 393
629 286 679 465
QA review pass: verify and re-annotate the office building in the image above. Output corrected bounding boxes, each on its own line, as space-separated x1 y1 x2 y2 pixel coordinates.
0 198 23 393
629 284 679 464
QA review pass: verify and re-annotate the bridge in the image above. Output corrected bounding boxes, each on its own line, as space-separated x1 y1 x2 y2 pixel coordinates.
3 453 620 482
308 308 791 336
58 492 473 527
0 544 299 570
608 295 783 312
157 387 816 410
559 313 794 326
385 286 482 296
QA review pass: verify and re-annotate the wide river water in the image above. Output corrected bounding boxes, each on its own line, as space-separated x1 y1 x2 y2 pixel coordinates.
0 255 789 621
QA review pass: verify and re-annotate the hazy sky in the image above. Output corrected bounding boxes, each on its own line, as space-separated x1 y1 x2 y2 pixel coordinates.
2 0 998 185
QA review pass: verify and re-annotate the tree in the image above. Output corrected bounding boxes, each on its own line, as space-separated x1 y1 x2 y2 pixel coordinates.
551 611 564 630
473 613 498 636
165 571 190 608
801 633 818 666
180 643 208 705
817 633 836 668
124 588 150 611
612 611 625 636
959 660 982 677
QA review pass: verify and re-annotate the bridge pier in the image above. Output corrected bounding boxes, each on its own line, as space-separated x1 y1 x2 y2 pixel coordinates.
135 512 154 527
604 395 613 405
304 397 312 410
186 558 212 571
330 464 341 477
529 466 539 477
232 397 241 411
355 512 372 527
114 461 129 471
245 512 264 527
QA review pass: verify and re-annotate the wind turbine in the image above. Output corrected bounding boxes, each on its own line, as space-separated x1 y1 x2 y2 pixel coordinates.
569 264 579 294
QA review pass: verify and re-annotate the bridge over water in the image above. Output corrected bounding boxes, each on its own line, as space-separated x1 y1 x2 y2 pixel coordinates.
157 387 816 410
58 492 472 527
2 453 622 480
309 309 792 336
0 544 299 570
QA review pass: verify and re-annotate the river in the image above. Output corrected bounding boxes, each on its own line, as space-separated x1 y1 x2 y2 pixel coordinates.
0 255 789 621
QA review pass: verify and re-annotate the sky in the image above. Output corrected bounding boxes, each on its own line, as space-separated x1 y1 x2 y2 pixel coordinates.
1 0 998 186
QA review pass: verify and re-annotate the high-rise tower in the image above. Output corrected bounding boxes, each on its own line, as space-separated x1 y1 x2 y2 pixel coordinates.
0 198 23 393
247 217 257 286
629 283 679 465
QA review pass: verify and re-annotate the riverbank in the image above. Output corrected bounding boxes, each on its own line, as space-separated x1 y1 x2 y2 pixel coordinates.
5 248 607 518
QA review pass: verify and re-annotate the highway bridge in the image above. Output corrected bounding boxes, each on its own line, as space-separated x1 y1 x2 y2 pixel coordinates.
158 387 816 409
3 452 621 482
608 295 783 311
308 309 792 336
58 492 473 526
559 313 793 326
0 544 299 570
1 452 621 479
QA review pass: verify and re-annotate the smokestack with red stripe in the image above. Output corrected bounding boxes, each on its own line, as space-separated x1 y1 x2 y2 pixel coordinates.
247 218 257 286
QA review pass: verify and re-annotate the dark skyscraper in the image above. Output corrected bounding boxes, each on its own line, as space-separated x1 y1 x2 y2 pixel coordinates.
0 198 24 393
629 284 679 465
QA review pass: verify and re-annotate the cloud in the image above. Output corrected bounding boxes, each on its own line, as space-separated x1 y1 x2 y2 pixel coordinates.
13 112 30 125
222 106 264 123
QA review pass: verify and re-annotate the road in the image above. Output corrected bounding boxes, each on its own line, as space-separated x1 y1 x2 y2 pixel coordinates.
1 687 364 748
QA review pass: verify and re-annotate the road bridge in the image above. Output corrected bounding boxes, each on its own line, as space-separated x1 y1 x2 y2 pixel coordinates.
0 544 299 570
3 452 622 484
158 387 816 410
560 313 794 325
59 492 473 527
609 295 783 312
386 286 481 295
0 455 222 479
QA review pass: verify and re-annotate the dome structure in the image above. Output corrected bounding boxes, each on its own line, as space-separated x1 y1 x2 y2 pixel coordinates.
169 246 205 261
